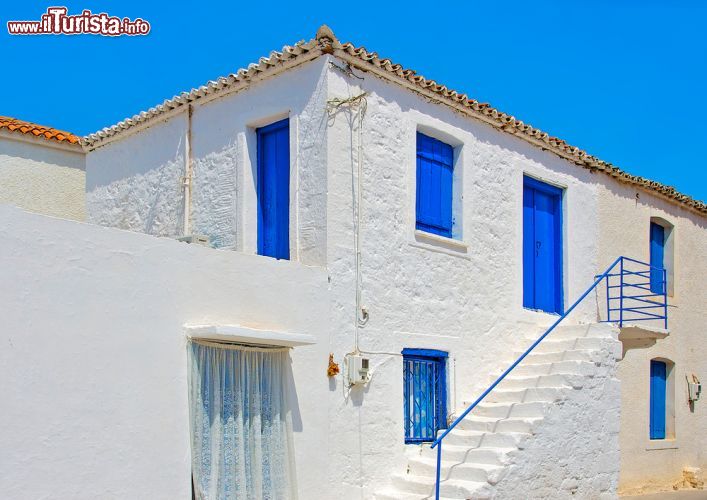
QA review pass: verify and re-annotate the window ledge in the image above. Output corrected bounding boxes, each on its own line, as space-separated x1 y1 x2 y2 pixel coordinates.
410 230 469 258
185 324 316 347
645 439 678 451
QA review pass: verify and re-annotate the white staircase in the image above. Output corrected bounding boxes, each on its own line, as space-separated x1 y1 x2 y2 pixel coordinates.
375 323 621 500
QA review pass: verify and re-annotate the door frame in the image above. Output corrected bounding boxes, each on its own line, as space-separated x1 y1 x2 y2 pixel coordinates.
522 175 564 314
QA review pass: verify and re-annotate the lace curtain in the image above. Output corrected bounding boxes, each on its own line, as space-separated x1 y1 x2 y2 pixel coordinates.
188 340 297 500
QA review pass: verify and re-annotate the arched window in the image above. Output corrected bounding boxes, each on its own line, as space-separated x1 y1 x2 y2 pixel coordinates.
649 358 675 440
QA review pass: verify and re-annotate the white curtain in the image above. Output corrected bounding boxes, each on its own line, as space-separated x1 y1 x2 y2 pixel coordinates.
188 340 297 500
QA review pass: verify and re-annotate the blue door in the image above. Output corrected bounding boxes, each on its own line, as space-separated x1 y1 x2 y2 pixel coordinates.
402 349 447 444
650 360 667 439
650 222 665 294
523 177 563 314
257 119 289 260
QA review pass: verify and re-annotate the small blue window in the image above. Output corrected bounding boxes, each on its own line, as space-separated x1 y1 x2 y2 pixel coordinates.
402 348 447 444
416 133 454 237
649 359 667 440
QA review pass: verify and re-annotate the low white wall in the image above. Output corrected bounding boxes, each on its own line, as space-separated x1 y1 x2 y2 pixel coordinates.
0 206 329 500
0 135 85 221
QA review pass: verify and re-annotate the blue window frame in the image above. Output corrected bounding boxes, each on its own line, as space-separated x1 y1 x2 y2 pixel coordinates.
416 133 454 237
523 176 564 314
649 222 665 294
402 348 448 444
649 359 667 440
257 118 290 260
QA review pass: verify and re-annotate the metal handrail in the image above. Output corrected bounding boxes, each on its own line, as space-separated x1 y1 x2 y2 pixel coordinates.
429 256 667 499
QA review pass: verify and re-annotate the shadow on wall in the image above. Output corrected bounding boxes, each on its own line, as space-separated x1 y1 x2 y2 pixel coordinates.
286 356 303 432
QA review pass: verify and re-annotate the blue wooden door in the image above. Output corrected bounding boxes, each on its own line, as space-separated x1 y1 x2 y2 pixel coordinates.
402 349 447 443
650 360 667 439
523 177 563 314
650 222 665 294
257 119 289 260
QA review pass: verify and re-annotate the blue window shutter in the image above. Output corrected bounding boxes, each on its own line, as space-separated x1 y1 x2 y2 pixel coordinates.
649 360 667 439
257 119 290 260
650 222 665 294
416 133 453 237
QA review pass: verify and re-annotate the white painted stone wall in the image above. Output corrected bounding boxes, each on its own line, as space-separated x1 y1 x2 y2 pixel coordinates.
86 57 329 265
0 133 85 220
493 328 622 499
0 206 329 500
596 180 707 494
80 52 706 499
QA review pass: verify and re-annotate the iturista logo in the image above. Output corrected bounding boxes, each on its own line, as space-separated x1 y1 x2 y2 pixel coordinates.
7 7 151 36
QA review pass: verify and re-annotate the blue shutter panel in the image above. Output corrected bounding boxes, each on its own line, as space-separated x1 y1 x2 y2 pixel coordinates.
416 133 453 237
257 119 290 260
649 360 667 439
650 222 665 294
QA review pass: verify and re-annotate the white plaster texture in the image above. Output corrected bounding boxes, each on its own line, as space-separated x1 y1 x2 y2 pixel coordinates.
77 52 707 499
0 134 85 220
492 325 622 499
0 206 329 500
86 58 329 264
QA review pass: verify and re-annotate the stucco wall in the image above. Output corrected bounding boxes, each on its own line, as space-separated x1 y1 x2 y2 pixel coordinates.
86 58 329 265
0 135 85 220
80 53 706 498
323 62 606 497
597 181 707 494
0 206 329 500
494 326 622 499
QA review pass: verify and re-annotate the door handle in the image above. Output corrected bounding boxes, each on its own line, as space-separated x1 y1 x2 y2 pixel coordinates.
536 241 542 256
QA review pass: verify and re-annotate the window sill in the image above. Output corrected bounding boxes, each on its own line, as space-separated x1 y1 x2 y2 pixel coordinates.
645 439 678 451
410 230 469 259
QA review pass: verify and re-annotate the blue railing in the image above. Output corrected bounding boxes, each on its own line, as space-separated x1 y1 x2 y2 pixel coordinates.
603 256 668 329
429 256 667 499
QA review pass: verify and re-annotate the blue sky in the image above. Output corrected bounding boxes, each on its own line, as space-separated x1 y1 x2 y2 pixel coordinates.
2 1 705 202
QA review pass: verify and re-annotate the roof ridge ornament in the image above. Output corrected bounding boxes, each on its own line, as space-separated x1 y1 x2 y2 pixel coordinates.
315 24 339 53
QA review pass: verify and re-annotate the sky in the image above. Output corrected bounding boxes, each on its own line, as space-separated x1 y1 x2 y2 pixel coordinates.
2 1 706 202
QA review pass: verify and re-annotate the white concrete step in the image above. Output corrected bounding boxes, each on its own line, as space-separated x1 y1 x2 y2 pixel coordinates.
529 336 609 353
493 360 596 378
434 429 529 448
520 349 596 364
494 373 578 390
407 456 507 483
390 473 492 499
415 445 513 466
473 401 548 419
484 386 567 404
456 415 542 434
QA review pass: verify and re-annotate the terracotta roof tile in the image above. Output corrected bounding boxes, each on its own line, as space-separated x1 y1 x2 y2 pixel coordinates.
82 25 706 215
0 116 80 145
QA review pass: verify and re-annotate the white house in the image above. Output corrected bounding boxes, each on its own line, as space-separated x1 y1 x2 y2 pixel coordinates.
1 26 705 499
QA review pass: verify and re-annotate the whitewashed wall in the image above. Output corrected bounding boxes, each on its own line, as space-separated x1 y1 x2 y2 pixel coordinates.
324 63 604 497
0 134 85 220
0 206 329 500
596 181 707 494
86 58 329 265
81 53 706 498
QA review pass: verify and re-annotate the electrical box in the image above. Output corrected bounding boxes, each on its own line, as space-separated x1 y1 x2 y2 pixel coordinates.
346 354 370 385
177 234 211 247
688 381 702 402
